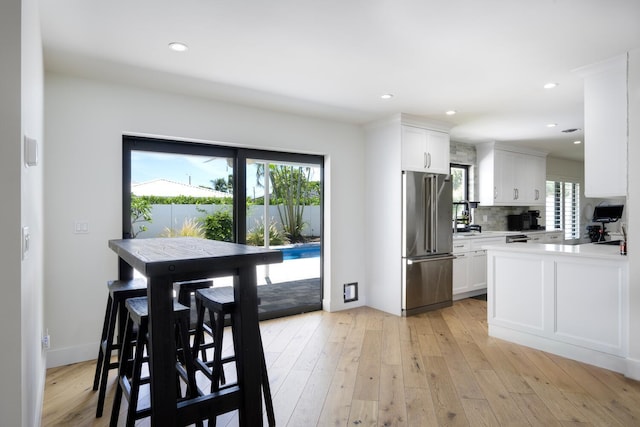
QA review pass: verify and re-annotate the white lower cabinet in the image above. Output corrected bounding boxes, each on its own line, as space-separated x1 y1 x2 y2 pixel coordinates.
528 230 564 244
487 245 629 374
543 231 563 243
469 250 488 290
452 241 470 295
453 236 504 300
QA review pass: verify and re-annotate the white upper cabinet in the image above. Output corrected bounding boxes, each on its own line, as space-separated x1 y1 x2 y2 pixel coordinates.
576 54 628 198
401 125 450 174
477 142 547 206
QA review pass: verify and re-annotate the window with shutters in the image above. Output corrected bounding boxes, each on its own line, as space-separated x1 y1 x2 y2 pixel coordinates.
546 180 580 240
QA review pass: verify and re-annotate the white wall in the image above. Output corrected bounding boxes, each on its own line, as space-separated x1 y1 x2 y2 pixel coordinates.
0 0 45 425
44 72 366 367
626 48 640 379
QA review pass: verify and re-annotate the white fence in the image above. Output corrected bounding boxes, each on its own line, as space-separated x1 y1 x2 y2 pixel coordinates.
134 204 321 239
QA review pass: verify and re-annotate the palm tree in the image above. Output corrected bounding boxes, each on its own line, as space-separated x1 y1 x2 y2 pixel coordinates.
254 163 312 243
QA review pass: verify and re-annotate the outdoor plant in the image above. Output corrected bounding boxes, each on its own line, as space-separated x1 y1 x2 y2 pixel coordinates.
200 209 234 242
160 217 205 237
255 164 315 243
130 194 152 238
246 217 287 246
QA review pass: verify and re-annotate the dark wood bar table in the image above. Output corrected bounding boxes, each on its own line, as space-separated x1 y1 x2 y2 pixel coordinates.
108 237 283 426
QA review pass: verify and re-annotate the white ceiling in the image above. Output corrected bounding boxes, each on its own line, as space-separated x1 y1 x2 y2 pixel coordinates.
39 0 640 161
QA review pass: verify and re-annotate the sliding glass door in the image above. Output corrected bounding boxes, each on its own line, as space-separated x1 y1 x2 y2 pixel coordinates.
122 136 323 319
245 157 322 317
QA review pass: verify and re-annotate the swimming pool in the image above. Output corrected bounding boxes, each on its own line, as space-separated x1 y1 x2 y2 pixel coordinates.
277 243 321 260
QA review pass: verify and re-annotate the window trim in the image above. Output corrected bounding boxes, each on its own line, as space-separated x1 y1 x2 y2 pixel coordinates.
450 163 470 202
121 135 325 281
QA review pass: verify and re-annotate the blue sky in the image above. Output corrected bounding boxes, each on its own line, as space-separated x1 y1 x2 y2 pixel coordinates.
132 151 319 198
132 151 235 188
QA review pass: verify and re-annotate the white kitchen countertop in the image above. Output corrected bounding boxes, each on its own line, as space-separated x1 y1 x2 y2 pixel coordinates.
452 230 516 240
452 229 553 240
484 241 628 261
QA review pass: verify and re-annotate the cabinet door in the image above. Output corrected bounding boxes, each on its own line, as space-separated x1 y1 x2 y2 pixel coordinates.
469 251 487 291
425 130 450 174
531 155 546 204
516 154 546 205
544 231 564 243
453 253 469 294
401 126 428 172
583 55 627 197
494 150 516 204
528 234 543 243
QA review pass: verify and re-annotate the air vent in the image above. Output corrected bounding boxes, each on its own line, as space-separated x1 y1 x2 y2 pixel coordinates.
562 128 581 133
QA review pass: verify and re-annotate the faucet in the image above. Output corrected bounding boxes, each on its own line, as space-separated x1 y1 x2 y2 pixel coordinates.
453 201 470 233
453 201 480 233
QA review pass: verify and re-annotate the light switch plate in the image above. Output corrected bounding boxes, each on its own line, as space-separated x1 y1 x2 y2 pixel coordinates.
22 226 30 260
24 136 38 167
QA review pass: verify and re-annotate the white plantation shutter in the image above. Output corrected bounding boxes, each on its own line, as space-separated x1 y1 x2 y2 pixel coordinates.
546 181 562 230
564 182 580 239
546 180 580 240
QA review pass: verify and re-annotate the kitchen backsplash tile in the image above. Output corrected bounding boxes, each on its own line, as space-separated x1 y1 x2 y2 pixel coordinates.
450 141 476 164
473 206 538 231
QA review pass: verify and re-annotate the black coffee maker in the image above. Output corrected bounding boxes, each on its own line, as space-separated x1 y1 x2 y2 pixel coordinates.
587 225 602 242
528 210 541 230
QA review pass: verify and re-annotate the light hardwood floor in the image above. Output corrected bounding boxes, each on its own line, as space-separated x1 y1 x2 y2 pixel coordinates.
42 298 640 426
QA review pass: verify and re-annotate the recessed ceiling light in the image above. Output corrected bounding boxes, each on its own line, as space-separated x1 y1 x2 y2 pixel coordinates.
544 82 558 89
547 123 558 128
380 93 394 100
168 42 189 52
573 140 582 145
445 110 457 115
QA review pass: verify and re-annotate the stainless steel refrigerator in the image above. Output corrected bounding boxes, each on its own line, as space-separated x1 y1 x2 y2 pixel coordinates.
402 171 453 316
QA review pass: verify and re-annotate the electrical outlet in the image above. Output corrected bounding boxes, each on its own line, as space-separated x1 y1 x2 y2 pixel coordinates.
74 220 89 234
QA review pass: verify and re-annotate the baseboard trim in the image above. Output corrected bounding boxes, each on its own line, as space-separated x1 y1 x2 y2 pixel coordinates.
489 324 628 375
626 357 640 381
46 342 98 369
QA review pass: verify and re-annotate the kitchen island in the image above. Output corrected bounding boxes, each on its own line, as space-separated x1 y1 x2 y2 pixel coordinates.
485 241 630 376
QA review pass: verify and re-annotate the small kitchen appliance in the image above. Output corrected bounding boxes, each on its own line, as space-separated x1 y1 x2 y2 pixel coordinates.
527 210 542 230
592 204 624 242
507 211 543 231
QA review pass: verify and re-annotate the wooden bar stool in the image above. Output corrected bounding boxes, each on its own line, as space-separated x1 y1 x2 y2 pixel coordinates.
92 278 147 417
191 286 275 427
174 279 215 361
109 296 201 427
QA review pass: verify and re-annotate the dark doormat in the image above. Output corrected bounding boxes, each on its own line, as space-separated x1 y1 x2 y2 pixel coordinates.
258 278 322 320
187 277 322 327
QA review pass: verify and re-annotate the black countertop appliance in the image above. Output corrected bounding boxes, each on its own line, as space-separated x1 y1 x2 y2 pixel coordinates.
507 210 543 231
528 210 541 229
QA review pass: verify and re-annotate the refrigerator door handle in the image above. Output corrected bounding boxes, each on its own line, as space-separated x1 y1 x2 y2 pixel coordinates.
430 176 437 253
407 254 456 264
423 175 429 253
